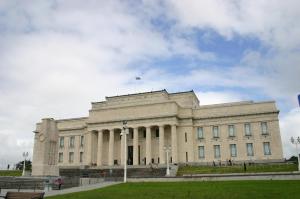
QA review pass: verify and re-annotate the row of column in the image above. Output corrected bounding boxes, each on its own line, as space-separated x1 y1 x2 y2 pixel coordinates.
87 125 177 166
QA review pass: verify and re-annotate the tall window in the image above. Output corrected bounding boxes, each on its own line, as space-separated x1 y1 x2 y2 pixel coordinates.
244 123 251 136
185 133 187 142
58 152 63 163
230 144 237 157
69 136 75 148
228 125 235 137
197 127 204 139
263 142 271 155
59 137 64 148
214 145 221 158
80 152 84 163
198 146 205 159
69 152 74 163
246 143 254 156
213 126 219 138
80 136 84 147
261 122 268 135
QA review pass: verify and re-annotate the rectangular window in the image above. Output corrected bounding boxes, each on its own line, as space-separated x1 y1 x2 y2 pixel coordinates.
246 143 254 156
69 136 75 148
80 152 84 163
230 144 237 157
80 136 84 147
213 126 219 138
59 137 64 148
58 152 63 163
143 130 146 138
214 145 221 158
198 146 205 159
263 142 271 155
244 123 251 136
197 127 204 139
185 133 187 142
261 122 268 135
69 152 74 163
228 125 235 137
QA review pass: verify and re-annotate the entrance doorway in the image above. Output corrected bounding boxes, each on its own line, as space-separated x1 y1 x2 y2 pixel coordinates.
127 146 133 165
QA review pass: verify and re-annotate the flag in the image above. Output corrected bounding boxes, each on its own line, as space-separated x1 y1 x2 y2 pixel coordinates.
298 94 300 107
135 77 141 80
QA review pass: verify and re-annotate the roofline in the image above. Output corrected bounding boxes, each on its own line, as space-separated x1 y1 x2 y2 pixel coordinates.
105 89 168 99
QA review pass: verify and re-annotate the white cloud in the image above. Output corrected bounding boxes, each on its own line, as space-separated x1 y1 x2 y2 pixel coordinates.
196 91 244 105
165 0 300 50
280 109 300 158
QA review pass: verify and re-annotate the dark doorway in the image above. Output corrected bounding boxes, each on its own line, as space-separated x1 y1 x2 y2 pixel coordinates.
127 146 133 165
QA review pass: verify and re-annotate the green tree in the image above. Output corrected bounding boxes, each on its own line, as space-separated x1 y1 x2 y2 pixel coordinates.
15 160 32 171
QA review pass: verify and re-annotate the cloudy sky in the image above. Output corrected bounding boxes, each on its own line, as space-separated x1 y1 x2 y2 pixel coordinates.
0 0 300 168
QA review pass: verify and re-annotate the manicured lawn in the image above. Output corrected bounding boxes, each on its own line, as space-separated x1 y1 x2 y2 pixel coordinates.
177 164 297 176
0 170 22 176
46 181 300 199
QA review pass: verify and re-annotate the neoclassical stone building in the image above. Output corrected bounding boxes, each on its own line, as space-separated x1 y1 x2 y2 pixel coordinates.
32 90 284 176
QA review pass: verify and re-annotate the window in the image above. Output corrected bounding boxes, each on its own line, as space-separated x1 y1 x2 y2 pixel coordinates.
214 145 221 158
230 144 237 157
80 152 84 163
59 137 64 148
69 136 75 148
143 130 146 138
244 123 251 136
246 143 254 156
69 152 74 163
261 122 268 135
228 125 235 137
185 133 187 143
80 136 84 147
198 146 205 159
58 152 63 163
213 126 219 138
197 127 204 139
263 142 271 155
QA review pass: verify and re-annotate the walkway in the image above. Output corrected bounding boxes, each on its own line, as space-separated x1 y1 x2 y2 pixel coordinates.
0 181 121 198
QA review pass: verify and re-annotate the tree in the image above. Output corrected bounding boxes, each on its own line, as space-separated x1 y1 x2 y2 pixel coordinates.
15 160 32 171
287 156 298 163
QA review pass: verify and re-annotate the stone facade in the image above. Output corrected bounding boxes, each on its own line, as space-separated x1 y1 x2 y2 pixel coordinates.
32 90 284 176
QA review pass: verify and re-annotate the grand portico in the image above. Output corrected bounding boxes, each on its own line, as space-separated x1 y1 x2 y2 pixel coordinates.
32 89 284 176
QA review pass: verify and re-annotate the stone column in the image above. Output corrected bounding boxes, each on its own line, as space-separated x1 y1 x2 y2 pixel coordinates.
97 130 103 166
159 125 165 164
108 129 114 166
133 127 139 165
145 126 151 164
171 125 178 163
120 130 124 165
86 131 93 165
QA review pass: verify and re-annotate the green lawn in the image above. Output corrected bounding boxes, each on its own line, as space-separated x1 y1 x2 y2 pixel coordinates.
0 170 22 176
46 181 300 199
177 164 297 176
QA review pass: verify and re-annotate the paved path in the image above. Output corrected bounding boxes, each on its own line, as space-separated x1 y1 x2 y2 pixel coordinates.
45 181 121 197
0 182 121 198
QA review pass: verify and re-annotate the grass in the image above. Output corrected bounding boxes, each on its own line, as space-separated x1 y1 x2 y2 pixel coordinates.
177 164 297 176
46 181 300 199
0 170 22 176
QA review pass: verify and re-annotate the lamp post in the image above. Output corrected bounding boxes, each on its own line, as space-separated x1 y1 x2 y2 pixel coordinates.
120 121 129 183
163 146 171 176
291 136 300 171
22 152 29 176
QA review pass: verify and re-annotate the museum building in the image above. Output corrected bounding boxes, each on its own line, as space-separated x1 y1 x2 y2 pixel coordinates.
32 90 284 176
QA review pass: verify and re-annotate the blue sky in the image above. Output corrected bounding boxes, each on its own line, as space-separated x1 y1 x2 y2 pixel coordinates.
0 0 300 166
